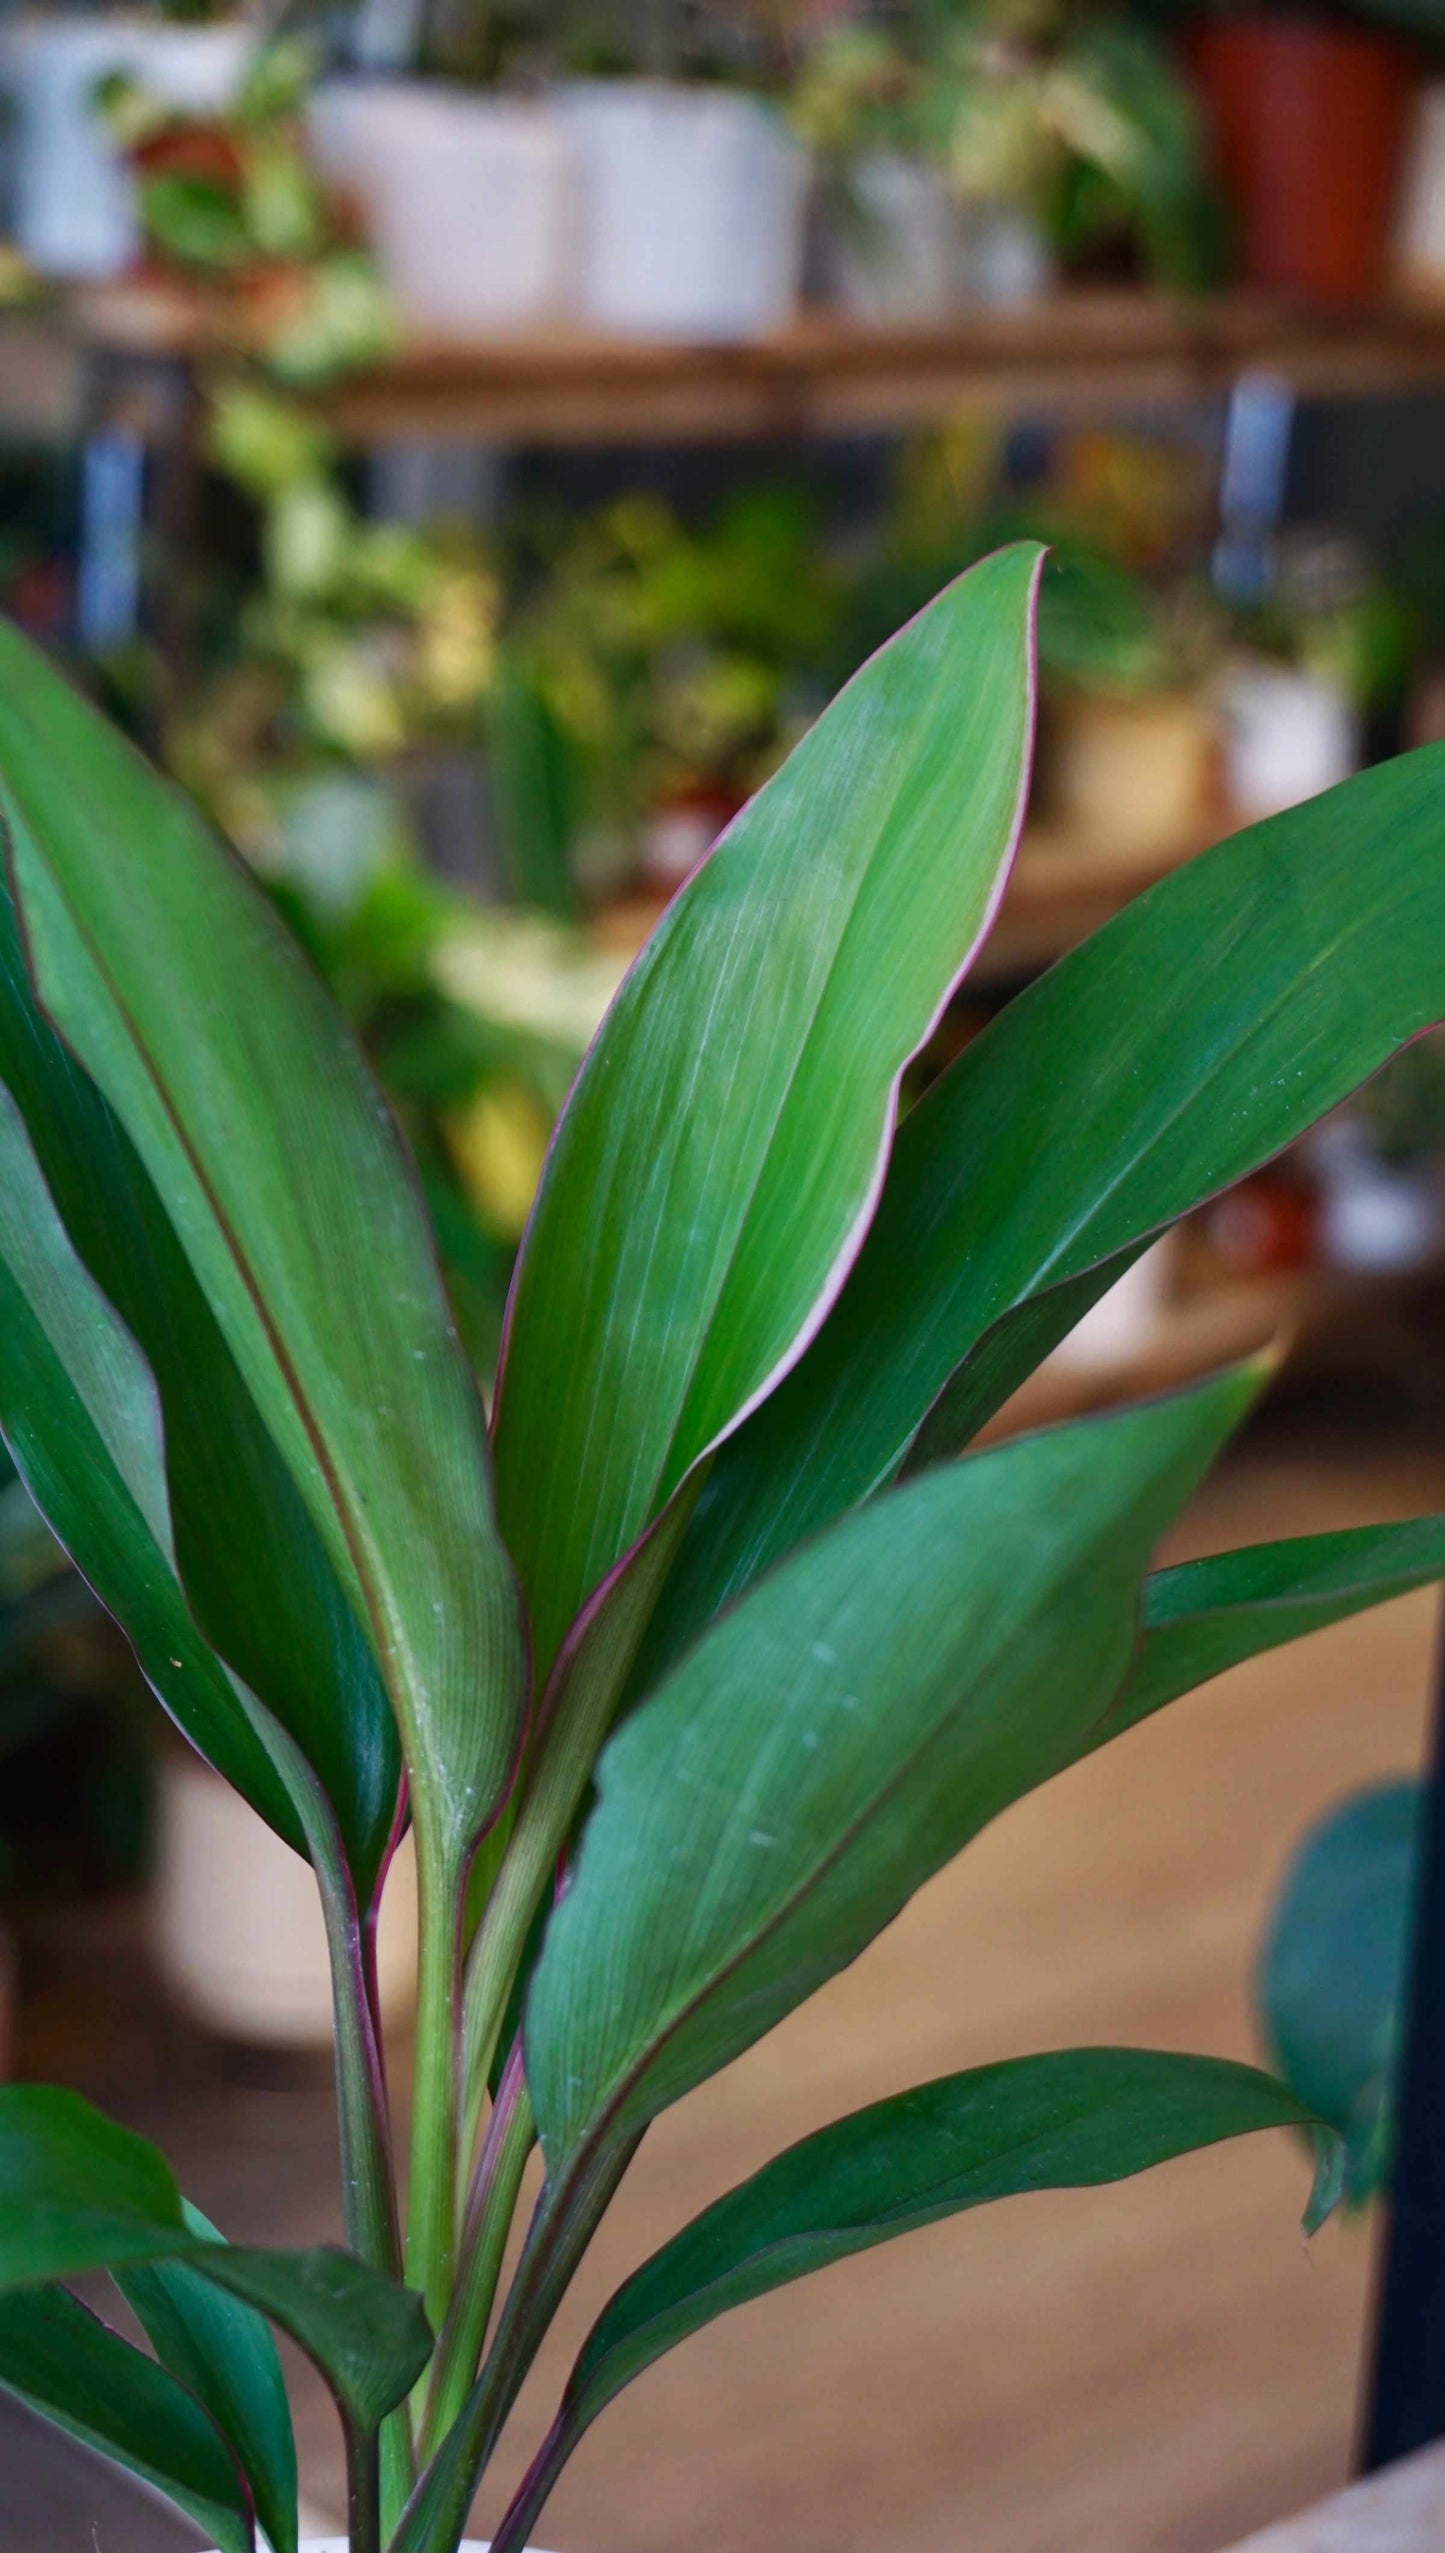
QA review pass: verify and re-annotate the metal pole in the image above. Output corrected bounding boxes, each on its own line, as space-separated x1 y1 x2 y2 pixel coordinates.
1361 1613 1445 2469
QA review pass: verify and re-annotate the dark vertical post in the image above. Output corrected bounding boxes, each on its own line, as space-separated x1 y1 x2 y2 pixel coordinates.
1362 1621 1445 2468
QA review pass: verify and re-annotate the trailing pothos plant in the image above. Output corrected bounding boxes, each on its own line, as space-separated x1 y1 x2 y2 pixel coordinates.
4 543 1445 2552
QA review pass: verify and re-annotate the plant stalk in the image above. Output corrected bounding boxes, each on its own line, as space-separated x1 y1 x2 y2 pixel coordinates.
391 2140 636 2553
488 2411 571 2553
458 1808 554 2161
407 1825 466 2331
424 2054 535 2455
312 1840 415 2527
344 2415 382 2553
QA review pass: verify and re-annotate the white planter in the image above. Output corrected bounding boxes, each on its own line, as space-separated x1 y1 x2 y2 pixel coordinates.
1219 661 1360 820
822 153 963 321
309 81 575 334
1051 1232 1177 1373
1224 2437 1445 2548
1 14 252 280
958 201 1054 308
558 79 806 340
154 1756 417 2049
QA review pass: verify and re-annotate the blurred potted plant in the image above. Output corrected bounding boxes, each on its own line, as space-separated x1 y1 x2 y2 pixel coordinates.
513 483 837 894
1218 529 1408 820
99 34 396 373
0 0 253 280
792 23 965 319
795 0 1223 312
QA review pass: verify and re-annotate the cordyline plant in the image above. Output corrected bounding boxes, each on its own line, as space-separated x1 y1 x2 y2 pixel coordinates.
3 546 1445 2553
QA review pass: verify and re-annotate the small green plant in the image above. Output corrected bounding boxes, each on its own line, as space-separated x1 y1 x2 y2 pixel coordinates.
6 548 1445 2553
792 0 1223 288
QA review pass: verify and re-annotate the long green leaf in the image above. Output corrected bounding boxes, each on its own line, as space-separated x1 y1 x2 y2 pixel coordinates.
493 545 1043 1678
0 621 524 1861
1260 1778 1421 2206
649 743 1445 1673
0 873 399 1891
397 1370 1259 2553
120 2203 297 2553
0 2286 255 2553
0 2087 431 2430
527 1368 1255 2184
1089 1515 1445 1758
492 2048 1337 2553
0 1082 306 1853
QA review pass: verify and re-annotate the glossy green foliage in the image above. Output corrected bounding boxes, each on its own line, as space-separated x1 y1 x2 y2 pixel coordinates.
1260 1779 1422 2205
493 2047 1336 2551
4 559 1442 2553
494 545 1043 1678
0 2286 256 2553
527 1368 1255 2178
0 870 399 1890
648 743 1445 1673
0 2087 431 2428
120 2211 299 2553
1092 1518 1445 1759
0 621 524 1859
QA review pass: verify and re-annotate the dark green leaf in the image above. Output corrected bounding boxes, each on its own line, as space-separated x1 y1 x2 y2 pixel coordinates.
0 1081 307 1857
494 546 1043 1679
0 2286 254 2553
1260 1779 1421 2205
527 1366 1256 2181
0 2086 431 2429
200 2246 432 2435
650 744 1445 1676
497 2048 1336 2549
0 621 525 1862
0 825 399 1894
120 2203 297 2553
1090 1516 1445 1759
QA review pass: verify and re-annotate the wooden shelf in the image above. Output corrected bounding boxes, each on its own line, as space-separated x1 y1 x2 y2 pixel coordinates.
8 283 1445 445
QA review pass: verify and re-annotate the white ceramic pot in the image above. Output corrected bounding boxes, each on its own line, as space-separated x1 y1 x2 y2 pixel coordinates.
1219 660 1360 820
957 201 1053 307
308 80 575 333
1 13 252 279
822 153 963 321
558 78 806 340
154 1756 417 2048
1051 1232 1177 1373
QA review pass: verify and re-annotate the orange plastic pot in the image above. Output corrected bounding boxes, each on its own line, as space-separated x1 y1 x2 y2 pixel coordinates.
1193 14 1414 301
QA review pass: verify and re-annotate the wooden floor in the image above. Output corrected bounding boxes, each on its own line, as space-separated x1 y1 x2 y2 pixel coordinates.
7 1418 1445 2553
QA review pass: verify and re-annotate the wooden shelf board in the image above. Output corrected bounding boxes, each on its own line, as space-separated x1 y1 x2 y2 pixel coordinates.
8 284 1445 445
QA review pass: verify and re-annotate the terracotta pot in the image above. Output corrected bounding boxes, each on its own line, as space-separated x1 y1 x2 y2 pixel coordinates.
1046 688 1216 855
1193 14 1414 302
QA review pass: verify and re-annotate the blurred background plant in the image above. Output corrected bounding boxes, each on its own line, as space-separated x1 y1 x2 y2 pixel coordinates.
791 0 1225 293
